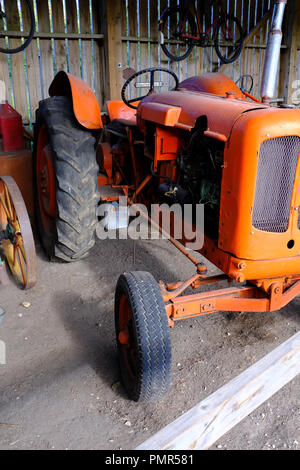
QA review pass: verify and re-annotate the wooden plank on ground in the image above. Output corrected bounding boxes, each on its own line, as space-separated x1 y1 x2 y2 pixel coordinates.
136 331 300 450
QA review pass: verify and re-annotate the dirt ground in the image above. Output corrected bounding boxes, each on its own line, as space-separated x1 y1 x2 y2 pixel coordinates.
0 235 299 450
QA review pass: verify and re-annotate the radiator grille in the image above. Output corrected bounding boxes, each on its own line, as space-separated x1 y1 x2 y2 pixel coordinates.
252 136 300 233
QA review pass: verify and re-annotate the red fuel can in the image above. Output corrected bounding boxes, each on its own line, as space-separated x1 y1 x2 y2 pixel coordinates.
0 102 24 152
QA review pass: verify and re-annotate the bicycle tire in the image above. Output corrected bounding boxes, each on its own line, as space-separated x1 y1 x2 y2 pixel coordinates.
214 15 243 64
0 0 35 54
159 7 196 62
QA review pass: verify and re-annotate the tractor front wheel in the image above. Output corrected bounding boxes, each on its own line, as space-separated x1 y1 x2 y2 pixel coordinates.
33 96 99 261
115 271 172 402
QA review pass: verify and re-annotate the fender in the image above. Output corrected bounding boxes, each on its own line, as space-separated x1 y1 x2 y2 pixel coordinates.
49 71 103 129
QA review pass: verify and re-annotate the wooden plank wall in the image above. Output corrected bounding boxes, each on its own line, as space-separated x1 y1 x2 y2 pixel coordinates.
0 0 104 124
121 0 283 101
295 17 300 104
0 0 297 123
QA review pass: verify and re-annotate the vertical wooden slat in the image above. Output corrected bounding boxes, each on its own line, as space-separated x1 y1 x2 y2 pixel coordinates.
9 0 27 117
195 0 204 77
48 0 57 75
100 0 122 101
79 0 92 87
0 53 10 102
128 0 138 74
0 0 12 104
233 0 243 83
91 0 104 106
76 0 84 78
279 0 300 104
139 0 149 71
149 0 159 70
20 0 35 121
52 0 67 74
65 0 81 77
158 0 168 70
32 0 45 101
37 0 54 100
25 36 42 119
121 0 129 69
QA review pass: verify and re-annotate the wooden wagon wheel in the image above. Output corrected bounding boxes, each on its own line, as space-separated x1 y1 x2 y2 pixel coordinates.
0 176 36 289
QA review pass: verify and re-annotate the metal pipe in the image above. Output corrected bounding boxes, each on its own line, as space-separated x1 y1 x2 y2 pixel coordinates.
260 0 287 103
128 199 207 274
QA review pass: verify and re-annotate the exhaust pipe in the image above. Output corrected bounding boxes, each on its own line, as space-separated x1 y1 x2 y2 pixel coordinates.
260 0 287 103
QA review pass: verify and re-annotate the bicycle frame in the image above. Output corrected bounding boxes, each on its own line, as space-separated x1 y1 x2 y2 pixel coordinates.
167 0 232 42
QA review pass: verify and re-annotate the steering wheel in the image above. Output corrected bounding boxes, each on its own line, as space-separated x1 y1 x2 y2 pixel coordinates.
121 67 179 110
235 74 254 94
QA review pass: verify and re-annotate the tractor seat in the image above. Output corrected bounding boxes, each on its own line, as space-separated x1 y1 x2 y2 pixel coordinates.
106 100 141 140
106 118 143 140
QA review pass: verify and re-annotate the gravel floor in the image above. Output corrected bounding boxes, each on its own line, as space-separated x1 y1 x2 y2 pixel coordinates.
0 236 299 450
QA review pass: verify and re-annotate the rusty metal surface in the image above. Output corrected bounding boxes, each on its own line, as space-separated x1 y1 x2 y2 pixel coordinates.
138 86 267 138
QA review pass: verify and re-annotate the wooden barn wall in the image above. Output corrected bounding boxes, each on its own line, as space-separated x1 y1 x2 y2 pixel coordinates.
0 0 298 123
296 32 300 104
121 0 287 102
0 0 104 124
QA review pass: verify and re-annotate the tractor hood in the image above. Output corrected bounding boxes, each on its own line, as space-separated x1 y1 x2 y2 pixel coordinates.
137 87 268 142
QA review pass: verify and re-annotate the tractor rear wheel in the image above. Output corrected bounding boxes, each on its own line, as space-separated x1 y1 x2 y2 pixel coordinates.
33 96 98 261
115 271 172 402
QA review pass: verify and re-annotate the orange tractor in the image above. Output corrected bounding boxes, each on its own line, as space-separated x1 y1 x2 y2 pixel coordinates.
33 0 299 402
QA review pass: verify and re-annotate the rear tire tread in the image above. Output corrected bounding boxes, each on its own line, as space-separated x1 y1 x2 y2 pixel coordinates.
34 96 99 261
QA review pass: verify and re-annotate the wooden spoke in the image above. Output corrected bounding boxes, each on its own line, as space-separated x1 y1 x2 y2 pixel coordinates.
4 184 13 220
18 238 26 262
16 245 27 286
13 243 17 267
0 193 11 220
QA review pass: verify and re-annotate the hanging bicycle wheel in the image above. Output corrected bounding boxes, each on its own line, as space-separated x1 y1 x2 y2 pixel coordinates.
0 176 36 289
159 7 196 62
214 15 243 64
0 0 35 54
